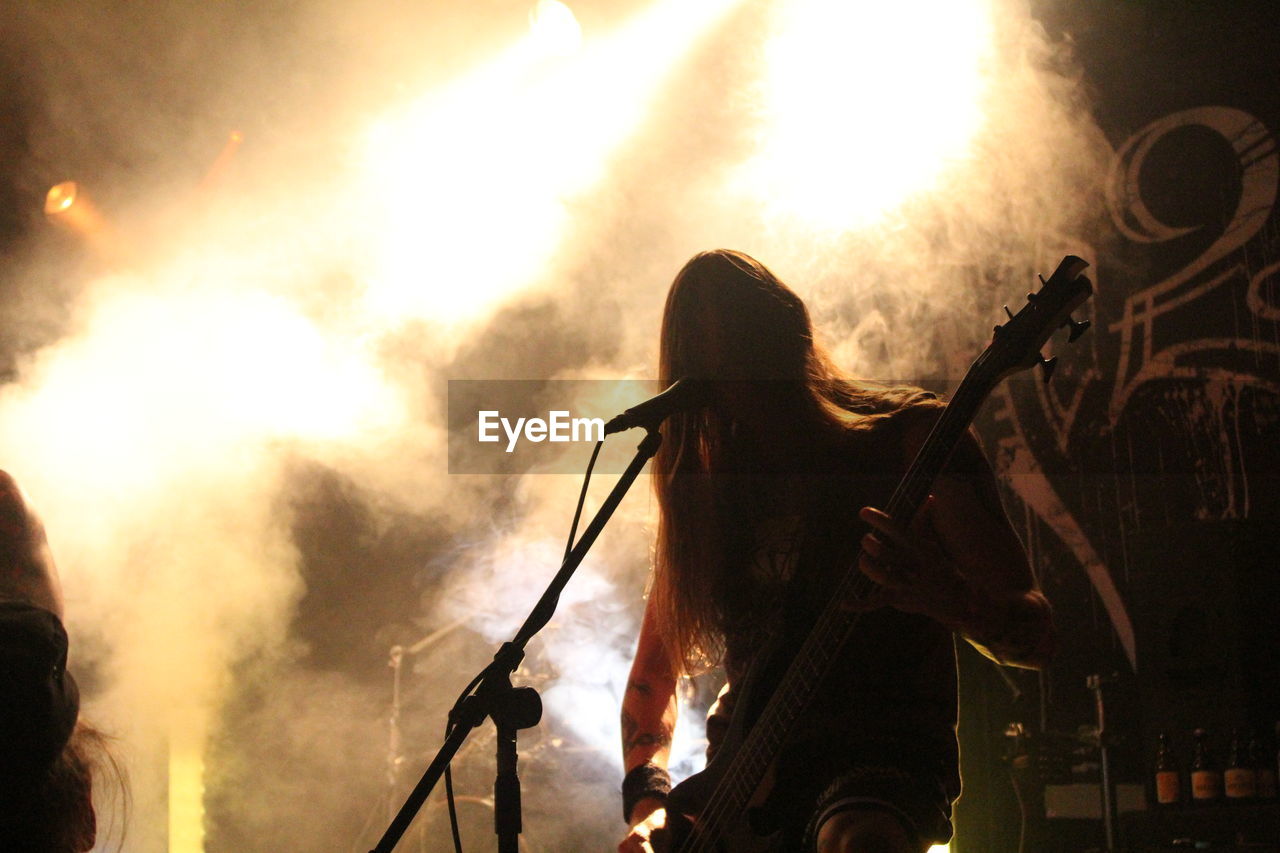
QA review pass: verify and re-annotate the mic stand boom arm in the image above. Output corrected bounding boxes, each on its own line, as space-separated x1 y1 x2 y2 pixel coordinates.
370 427 664 853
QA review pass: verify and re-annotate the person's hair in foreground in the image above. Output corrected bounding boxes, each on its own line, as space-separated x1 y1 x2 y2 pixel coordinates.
0 721 117 851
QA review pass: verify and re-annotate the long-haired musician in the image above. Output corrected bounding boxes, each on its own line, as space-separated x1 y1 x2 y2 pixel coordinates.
619 250 1054 853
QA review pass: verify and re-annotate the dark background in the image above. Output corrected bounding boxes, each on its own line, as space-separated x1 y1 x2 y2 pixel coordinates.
957 2 1280 850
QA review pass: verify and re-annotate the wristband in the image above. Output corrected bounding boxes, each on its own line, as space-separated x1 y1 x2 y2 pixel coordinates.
622 762 671 823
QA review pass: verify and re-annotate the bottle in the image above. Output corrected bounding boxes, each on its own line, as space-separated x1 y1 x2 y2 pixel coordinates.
1154 732 1182 805
1251 730 1277 799
1224 727 1257 800
1190 728 1222 802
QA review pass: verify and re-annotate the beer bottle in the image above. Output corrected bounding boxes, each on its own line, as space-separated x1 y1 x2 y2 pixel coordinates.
1224 727 1257 800
1154 732 1181 805
1190 728 1221 802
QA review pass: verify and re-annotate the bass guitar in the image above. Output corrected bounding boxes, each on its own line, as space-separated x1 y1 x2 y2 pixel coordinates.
661 255 1093 852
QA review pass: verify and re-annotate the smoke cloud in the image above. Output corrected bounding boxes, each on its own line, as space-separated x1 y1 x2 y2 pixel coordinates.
0 0 1111 849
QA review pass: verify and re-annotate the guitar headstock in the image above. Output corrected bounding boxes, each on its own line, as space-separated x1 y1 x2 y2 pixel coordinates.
985 255 1093 385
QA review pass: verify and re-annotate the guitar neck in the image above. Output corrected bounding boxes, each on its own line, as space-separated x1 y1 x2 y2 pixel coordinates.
886 364 994 524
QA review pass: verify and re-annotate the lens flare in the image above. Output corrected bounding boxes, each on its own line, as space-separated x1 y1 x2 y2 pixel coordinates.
738 0 994 231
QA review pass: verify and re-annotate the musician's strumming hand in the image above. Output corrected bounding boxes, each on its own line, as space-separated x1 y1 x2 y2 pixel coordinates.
855 497 969 626
855 465 1055 670
619 801 669 853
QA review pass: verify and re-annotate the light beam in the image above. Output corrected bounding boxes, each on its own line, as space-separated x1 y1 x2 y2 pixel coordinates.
356 0 744 327
738 0 994 231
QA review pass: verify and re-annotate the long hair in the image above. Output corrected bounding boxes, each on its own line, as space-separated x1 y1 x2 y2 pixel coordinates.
0 721 129 852
649 249 933 674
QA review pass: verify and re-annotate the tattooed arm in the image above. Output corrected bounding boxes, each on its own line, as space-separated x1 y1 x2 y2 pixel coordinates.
621 595 677 807
859 426 1055 670
618 595 678 851
0 470 64 617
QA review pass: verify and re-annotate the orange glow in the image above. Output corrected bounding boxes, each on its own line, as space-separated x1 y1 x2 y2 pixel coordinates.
44 180 106 235
43 180 116 255
44 181 78 214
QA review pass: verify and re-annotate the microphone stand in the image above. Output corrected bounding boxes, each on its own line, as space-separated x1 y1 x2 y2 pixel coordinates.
370 426 664 853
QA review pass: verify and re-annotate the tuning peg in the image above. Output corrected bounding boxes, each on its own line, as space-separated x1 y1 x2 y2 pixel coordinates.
1064 316 1091 343
1026 291 1038 303
1038 355 1058 384
1003 305 1014 320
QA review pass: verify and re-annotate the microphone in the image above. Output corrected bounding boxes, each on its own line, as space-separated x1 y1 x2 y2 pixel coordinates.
603 378 710 435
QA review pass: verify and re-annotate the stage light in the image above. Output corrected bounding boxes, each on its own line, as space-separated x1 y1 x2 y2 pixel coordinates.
529 0 582 58
44 180 109 239
44 181 76 214
738 0 994 231
43 179 128 262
